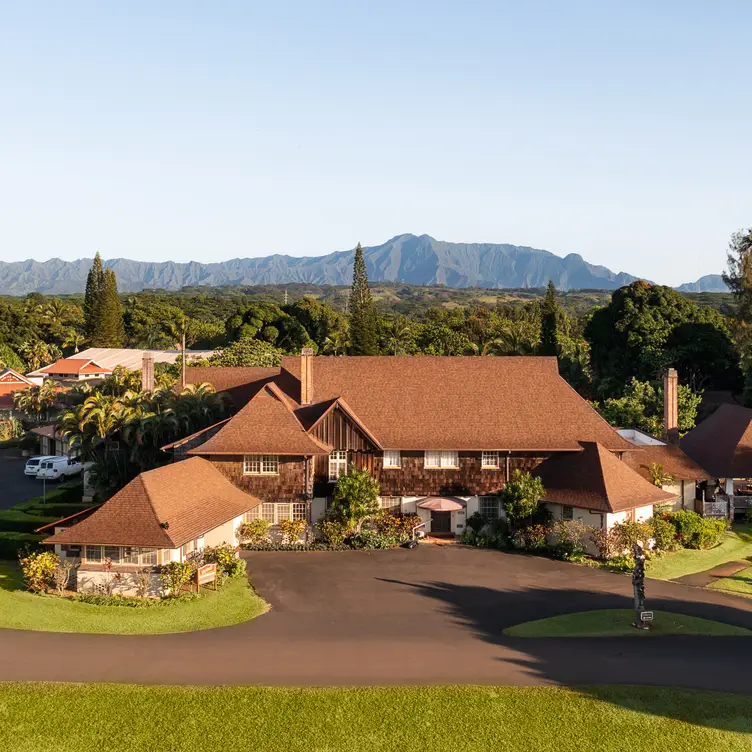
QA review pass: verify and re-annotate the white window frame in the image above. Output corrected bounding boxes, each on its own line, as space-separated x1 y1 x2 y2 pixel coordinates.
424 450 459 469
244 502 307 525
328 450 348 482
244 455 279 475
562 505 574 521
481 451 500 469
84 545 157 566
383 450 401 469
379 496 402 513
479 496 501 519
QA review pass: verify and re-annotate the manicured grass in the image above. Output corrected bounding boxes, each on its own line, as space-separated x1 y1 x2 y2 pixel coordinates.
503 609 752 637
0 564 267 634
646 523 752 581
709 565 752 597
1 684 751 752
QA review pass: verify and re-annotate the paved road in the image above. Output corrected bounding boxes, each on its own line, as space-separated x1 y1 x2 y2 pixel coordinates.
0 450 43 510
1 546 752 690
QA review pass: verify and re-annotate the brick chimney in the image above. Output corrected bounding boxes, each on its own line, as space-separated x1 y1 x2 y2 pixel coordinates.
141 352 155 393
663 367 679 444
300 347 314 405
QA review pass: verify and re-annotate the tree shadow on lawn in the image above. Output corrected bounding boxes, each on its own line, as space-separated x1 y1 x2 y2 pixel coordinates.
377 575 752 733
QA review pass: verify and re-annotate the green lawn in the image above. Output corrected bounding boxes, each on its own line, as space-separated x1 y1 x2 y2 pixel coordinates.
646 523 752 581
0 564 267 634
0 684 750 752
503 609 751 637
709 565 752 597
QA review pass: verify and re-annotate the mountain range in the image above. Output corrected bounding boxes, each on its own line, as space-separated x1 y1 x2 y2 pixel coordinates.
0 234 728 295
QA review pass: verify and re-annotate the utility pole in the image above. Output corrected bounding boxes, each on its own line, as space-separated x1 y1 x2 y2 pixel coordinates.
284 288 288 306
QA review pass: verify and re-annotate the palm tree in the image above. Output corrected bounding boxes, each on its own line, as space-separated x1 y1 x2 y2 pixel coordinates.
384 316 413 356
13 380 59 422
19 341 60 372
641 462 675 488
322 329 348 356
62 328 85 354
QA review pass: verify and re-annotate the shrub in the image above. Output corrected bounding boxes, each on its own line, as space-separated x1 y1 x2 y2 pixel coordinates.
664 510 728 549
317 519 350 547
500 471 545 529
351 529 394 549
0 532 44 559
610 520 652 552
466 512 488 535
160 561 194 596
134 567 152 598
588 526 618 560
373 512 422 542
278 518 308 545
329 466 380 531
237 519 271 546
552 519 587 559
52 559 74 596
202 543 246 580
19 550 60 593
76 593 161 608
746 506 752 525
488 517 511 547
604 554 635 573
512 524 549 551
650 516 679 552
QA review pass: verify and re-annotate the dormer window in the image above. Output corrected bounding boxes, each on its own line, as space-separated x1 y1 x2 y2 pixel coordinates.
244 455 279 475
482 451 500 469
383 450 401 468
425 450 459 469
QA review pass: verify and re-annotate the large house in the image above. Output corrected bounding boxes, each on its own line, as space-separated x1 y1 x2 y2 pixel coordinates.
27 357 113 384
45 352 679 591
0 367 34 411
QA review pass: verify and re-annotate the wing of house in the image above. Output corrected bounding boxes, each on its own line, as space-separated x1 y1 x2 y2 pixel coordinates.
0 367 34 409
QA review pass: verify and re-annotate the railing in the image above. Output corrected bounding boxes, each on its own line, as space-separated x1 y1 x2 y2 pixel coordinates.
411 520 429 541
702 499 730 518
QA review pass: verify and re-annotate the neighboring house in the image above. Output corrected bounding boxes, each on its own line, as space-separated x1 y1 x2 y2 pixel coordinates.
535 441 675 554
0 367 34 412
681 403 752 519
29 424 73 457
70 347 216 372
619 430 712 514
27 358 113 384
43 458 258 595
43 353 684 585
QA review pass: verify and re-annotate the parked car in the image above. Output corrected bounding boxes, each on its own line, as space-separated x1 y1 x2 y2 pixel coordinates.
36 456 83 481
24 456 56 476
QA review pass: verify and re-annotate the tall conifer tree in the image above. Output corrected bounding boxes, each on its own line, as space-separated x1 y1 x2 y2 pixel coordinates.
539 280 559 356
348 243 379 355
99 268 125 347
83 252 105 340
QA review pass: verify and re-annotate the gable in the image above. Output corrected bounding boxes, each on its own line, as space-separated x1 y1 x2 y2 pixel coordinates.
309 404 378 451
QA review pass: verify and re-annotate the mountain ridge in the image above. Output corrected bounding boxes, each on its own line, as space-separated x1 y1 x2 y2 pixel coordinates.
0 233 718 294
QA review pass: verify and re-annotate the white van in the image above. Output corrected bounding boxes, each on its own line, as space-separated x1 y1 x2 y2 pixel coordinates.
36 456 83 481
24 456 56 476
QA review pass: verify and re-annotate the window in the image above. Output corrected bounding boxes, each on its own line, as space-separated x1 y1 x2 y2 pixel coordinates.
329 450 348 481
84 545 102 563
482 451 500 469
479 497 501 519
244 502 308 524
121 547 157 566
244 455 279 475
103 546 121 564
562 505 574 520
379 496 401 513
383 450 401 468
424 450 459 469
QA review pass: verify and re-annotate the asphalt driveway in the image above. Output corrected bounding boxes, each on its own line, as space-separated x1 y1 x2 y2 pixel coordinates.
2 546 752 689
0 449 41 510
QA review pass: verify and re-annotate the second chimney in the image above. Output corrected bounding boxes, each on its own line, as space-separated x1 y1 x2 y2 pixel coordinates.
663 367 679 444
142 352 155 393
300 347 314 405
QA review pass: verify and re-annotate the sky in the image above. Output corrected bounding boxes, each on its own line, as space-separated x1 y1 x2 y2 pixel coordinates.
0 1 750 286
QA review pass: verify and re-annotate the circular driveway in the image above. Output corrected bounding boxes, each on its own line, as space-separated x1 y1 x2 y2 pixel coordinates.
1 546 752 689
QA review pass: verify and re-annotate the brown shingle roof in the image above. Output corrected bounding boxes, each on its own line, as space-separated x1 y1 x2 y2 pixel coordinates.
188 382 330 456
184 366 279 409
534 442 677 513
44 457 259 548
681 403 752 478
623 444 710 482
280 355 632 452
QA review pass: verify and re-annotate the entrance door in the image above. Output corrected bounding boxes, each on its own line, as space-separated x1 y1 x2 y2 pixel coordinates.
431 511 451 533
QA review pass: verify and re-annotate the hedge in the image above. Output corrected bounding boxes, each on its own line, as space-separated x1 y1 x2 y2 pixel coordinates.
0 532 44 560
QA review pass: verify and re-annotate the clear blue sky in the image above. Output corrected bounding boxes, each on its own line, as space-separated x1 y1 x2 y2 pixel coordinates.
1 1 750 285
